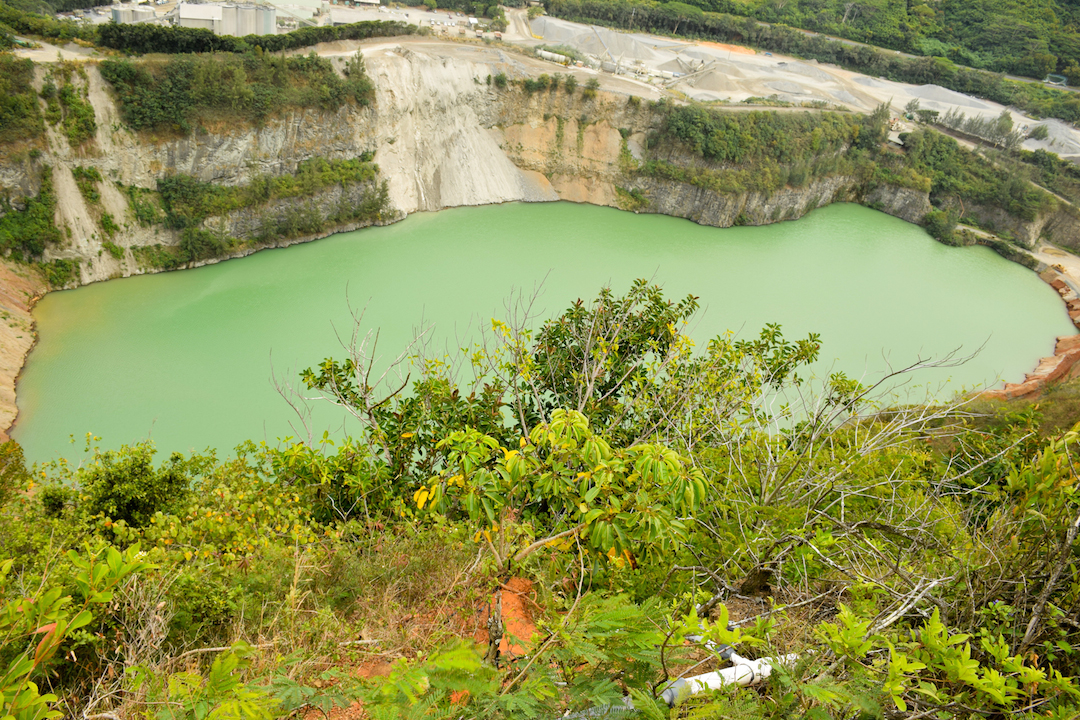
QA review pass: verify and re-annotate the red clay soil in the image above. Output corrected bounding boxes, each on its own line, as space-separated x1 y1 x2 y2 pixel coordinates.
984 268 1080 400
302 578 540 719
473 577 541 660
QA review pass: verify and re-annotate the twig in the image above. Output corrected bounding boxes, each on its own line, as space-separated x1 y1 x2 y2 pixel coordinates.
511 524 586 565
171 642 276 662
871 579 944 634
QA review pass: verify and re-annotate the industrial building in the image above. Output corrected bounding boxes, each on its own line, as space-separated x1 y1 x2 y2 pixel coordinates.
176 3 276 36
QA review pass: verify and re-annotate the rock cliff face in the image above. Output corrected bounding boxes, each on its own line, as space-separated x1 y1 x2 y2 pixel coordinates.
936 198 1080 252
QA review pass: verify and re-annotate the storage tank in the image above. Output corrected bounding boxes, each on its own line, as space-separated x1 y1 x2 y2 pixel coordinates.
257 5 275 35
221 5 237 35
537 49 569 64
112 7 134 23
237 5 256 36
132 7 155 21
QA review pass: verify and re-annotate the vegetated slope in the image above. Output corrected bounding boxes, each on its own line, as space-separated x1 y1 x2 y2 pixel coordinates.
2 282 1080 719
100 52 374 135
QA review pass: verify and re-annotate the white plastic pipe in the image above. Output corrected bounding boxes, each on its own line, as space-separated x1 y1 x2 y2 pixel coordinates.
660 653 799 707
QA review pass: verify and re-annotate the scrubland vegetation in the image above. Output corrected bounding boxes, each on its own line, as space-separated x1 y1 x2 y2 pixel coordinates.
100 51 373 135
127 156 389 270
0 167 59 260
3 281 1080 719
0 54 43 148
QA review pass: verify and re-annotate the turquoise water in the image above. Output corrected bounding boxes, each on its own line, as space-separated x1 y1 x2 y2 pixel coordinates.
13 202 1075 462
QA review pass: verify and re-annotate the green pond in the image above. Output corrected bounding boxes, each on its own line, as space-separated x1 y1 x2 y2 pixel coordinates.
12 202 1076 463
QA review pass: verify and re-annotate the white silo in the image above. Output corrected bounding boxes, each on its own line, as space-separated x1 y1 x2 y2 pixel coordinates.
221 4 237 35
238 5 256 35
257 5 275 35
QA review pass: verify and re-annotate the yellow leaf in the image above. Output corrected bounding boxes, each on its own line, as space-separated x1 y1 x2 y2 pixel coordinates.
401 432 415 439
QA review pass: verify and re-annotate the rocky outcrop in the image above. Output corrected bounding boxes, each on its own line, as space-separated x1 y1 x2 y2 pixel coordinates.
206 179 396 241
945 199 1080 253
863 185 932 225
631 174 853 227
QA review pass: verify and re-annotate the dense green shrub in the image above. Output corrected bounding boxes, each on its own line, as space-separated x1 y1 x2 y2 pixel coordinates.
157 157 379 229
56 77 96 145
101 51 373 134
40 257 77 286
82 442 191 527
123 184 163 226
40 63 97 146
0 441 27 510
902 129 1056 220
102 238 123 259
0 166 61 259
922 208 957 243
0 53 43 146
663 104 854 163
71 164 101 203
